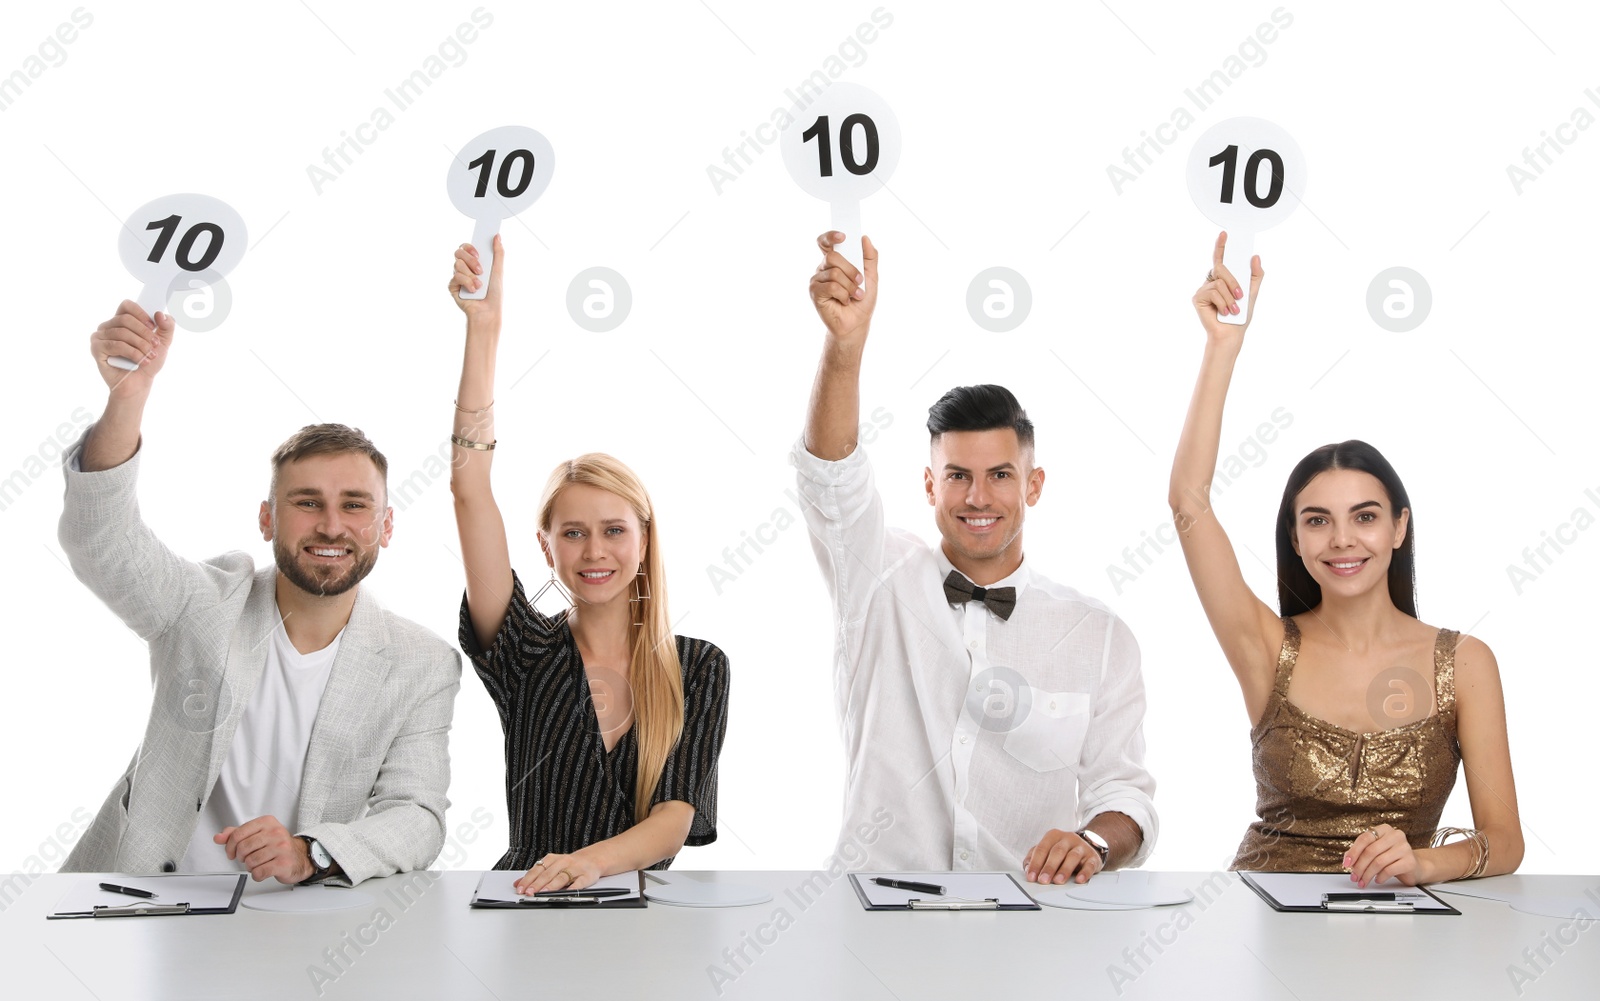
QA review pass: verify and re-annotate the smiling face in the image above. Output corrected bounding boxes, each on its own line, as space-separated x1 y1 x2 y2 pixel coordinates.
260 452 392 598
1290 468 1409 599
539 482 646 608
925 428 1044 582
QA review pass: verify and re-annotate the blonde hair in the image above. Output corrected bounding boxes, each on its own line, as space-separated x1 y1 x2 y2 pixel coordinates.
537 453 684 825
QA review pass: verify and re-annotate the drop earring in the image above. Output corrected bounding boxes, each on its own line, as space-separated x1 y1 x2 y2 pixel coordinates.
529 565 574 621
629 563 649 628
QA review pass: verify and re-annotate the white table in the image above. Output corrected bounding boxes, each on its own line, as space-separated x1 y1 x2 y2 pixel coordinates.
3 870 1597 999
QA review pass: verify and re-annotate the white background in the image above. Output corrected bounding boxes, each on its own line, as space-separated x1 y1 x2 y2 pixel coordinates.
1 0 1594 878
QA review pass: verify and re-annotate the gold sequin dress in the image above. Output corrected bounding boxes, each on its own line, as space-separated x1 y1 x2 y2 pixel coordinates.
1231 617 1462 871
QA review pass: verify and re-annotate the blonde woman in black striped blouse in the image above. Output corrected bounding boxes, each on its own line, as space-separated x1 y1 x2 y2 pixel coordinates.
447 237 730 893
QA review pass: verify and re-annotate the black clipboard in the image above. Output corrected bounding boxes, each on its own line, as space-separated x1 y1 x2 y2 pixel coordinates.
1240 871 1461 915
470 870 647 909
47 873 247 919
848 872 1041 911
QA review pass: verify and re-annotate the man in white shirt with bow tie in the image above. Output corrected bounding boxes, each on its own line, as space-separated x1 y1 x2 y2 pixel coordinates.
793 233 1157 885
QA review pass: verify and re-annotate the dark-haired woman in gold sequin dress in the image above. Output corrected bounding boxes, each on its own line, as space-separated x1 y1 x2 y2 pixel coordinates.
1167 233 1524 887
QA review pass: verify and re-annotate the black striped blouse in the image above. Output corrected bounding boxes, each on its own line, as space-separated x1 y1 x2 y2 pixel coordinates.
459 570 730 872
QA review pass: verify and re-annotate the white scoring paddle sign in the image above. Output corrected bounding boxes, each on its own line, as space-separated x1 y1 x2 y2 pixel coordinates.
781 83 901 267
113 193 247 370
447 126 555 300
1186 117 1305 325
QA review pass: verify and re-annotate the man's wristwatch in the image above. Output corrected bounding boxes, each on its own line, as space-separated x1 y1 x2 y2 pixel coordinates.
297 835 335 883
1076 829 1110 867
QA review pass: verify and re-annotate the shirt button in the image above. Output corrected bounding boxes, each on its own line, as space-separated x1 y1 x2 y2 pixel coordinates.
967 640 978 650
959 735 968 744
960 851 969 861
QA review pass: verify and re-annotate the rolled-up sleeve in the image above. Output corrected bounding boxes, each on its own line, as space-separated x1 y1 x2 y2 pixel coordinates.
791 438 898 655
1075 614 1159 867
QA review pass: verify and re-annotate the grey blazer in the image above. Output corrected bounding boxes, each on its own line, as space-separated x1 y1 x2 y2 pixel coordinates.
57 431 461 886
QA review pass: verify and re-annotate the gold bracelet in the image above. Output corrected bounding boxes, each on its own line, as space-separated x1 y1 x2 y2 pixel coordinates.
454 399 494 416
1469 831 1491 878
450 433 496 451
1431 827 1490 879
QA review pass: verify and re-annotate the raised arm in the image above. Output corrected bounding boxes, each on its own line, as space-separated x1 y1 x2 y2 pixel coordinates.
447 236 515 651
82 300 172 470
1168 233 1281 722
61 303 246 642
803 231 878 460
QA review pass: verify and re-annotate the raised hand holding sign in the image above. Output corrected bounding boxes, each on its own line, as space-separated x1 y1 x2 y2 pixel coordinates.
112 193 247 370
1186 118 1303 325
447 126 554 301
782 83 900 268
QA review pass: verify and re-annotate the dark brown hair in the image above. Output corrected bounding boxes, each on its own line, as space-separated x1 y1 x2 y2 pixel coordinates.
1276 440 1416 618
268 424 388 503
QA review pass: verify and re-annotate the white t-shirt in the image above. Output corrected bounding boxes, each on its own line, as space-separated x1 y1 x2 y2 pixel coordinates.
180 617 343 872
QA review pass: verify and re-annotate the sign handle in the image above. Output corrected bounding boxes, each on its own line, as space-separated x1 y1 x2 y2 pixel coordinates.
106 282 170 371
459 218 499 301
830 200 862 269
1217 230 1255 326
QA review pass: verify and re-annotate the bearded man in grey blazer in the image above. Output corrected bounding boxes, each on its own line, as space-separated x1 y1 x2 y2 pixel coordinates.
59 301 461 887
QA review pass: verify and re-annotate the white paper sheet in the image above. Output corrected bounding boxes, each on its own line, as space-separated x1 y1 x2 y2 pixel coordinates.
1503 895 1600 920
1429 882 1515 902
852 872 1036 908
1030 885 1150 910
643 875 772 907
1241 871 1453 911
241 885 376 912
52 874 244 914
1433 880 1600 919
1061 870 1195 907
472 870 641 904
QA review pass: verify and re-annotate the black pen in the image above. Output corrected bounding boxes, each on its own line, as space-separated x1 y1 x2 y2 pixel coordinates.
530 887 631 898
98 882 158 899
873 877 947 895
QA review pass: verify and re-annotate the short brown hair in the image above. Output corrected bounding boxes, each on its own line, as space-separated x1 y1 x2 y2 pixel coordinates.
268 424 389 504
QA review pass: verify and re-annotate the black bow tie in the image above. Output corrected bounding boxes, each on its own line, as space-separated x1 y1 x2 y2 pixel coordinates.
942 571 1017 621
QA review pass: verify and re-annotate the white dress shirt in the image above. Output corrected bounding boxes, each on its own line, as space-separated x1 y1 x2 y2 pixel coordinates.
793 439 1158 871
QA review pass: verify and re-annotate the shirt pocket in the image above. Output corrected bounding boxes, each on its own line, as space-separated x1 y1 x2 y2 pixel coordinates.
1002 689 1092 773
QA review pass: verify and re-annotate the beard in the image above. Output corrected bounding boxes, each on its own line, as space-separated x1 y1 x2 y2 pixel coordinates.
273 534 379 598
